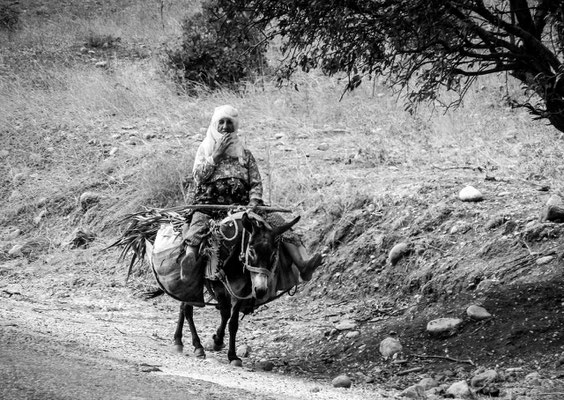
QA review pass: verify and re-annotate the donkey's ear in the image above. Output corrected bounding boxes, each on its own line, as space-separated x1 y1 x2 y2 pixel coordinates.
272 216 300 236
241 212 254 233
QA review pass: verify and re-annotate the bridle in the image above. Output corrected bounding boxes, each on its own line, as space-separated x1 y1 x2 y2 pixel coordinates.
214 212 278 300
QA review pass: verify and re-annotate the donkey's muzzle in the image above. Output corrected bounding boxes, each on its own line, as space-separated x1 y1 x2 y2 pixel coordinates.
252 273 269 299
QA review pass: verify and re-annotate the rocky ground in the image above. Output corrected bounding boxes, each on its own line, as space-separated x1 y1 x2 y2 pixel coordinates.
2 2 564 399
3 154 564 399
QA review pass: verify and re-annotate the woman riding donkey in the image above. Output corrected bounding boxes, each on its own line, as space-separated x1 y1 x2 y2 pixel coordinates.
180 105 323 307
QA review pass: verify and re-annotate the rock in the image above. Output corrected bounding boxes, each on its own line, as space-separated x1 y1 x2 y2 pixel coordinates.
345 330 360 339
477 384 501 397
255 360 274 371
379 337 403 359
236 344 251 358
466 305 491 320
230 359 243 367
449 222 472 234
536 256 554 265
6 228 21 240
418 377 439 390
33 209 47 225
476 278 500 292
331 374 352 388
459 186 483 202
400 384 427 399
388 242 409 265
471 369 498 387
317 143 329 151
8 244 24 256
446 380 471 398
0 149 9 157
79 191 102 211
543 195 564 222
334 319 357 331
143 132 157 140
426 318 463 335
485 216 505 230
95 61 108 68
525 372 542 381
109 147 119 156
64 228 96 249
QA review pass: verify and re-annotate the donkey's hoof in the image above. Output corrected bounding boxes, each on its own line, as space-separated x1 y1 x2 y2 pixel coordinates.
173 344 184 354
194 348 206 359
230 359 243 367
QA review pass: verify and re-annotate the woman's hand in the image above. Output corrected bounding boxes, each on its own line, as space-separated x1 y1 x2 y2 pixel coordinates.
212 134 233 164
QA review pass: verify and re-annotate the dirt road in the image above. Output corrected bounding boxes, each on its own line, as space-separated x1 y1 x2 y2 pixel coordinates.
0 273 392 400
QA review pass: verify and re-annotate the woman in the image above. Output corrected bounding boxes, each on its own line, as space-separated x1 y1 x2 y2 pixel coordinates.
180 104 322 306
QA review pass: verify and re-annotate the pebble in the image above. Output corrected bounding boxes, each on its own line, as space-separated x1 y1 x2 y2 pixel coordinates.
6 228 22 240
446 380 471 398
255 360 274 371
466 305 491 320
236 344 251 358
471 369 498 387
334 319 357 331
418 377 439 390
317 143 329 151
525 372 541 381
459 186 483 202
331 374 352 388
388 242 409 265
79 191 102 211
8 244 24 256
379 337 403 359
426 318 463 335
536 256 554 265
345 330 360 339
400 384 426 399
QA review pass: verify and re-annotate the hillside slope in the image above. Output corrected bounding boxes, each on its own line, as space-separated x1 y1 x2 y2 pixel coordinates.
2 1 564 398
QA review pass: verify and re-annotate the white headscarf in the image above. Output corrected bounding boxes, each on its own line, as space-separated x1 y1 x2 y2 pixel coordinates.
196 105 245 169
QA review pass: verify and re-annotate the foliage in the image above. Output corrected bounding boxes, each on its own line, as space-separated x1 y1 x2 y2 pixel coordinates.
219 0 564 133
0 0 20 31
162 0 267 93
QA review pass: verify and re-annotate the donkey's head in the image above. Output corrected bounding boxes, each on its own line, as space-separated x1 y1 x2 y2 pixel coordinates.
241 212 300 299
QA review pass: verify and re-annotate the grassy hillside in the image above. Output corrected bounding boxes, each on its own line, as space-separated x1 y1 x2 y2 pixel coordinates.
2 0 564 382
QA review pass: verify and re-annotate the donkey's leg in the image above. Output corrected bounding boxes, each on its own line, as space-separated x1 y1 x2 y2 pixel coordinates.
183 303 206 358
227 302 243 365
212 299 230 351
173 302 185 353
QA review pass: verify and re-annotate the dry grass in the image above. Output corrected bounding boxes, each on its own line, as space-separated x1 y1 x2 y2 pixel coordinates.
2 0 564 240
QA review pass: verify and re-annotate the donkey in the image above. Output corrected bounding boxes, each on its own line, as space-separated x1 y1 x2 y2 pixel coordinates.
151 211 300 365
